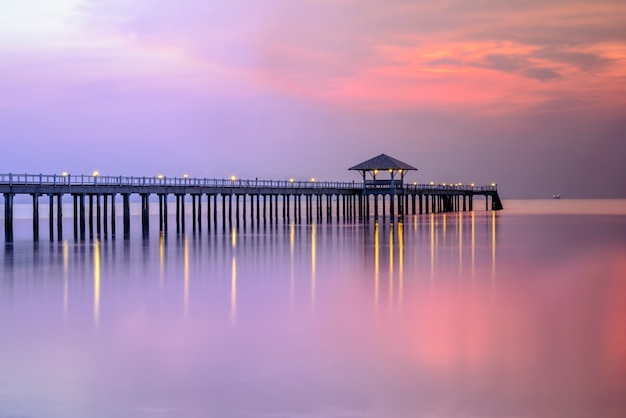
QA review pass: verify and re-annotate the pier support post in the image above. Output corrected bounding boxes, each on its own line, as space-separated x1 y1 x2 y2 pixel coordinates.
122 194 130 238
111 194 116 236
191 195 196 232
206 194 212 232
32 194 40 242
141 193 149 238
213 194 217 230
158 194 167 234
327 195 332 222
73 195 78 239
3 193 14 242
263 195 267 224
181 195 186 232
197 195 201 231
79 194 86 240
235 194 240 229
241 194 249 229
96 195 102 236
222 194 226 230
270 195 274 225
158 194 163 232
103 195 108 236
175 195 180 232
228 194 232 227
88 195 94 239
56 194 63 241
48 194 54 241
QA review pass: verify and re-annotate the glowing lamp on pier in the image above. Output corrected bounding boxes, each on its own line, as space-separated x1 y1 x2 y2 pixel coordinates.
230 175 236 181
491 183 496 187
470 183 475 187
310 178 315 182
157 174 163 180
289 178 294 183
62 172 68 177
92 171 99 177
183 174 188 179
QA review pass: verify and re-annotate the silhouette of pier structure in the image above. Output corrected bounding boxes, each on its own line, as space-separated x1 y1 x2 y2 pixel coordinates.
1 154 502 242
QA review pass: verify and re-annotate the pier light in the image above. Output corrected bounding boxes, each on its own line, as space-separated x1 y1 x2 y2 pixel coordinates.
62 171 68 177
442 183 446 186
310 177 315 182
373 169 378 175
183 174 188 178
470 183 475 187
491 183 496 187
429 181 434 185
157 174 163 179
289 178 294 183
92 171 99 177
413 182 417 185
230 175 236 181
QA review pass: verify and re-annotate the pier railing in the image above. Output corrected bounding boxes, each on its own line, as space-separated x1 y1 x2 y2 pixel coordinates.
0 173 497 192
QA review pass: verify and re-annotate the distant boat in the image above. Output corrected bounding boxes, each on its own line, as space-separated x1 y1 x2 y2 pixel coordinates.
553 194 561 199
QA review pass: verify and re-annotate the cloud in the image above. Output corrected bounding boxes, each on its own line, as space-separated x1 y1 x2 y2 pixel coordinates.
523 67 561 81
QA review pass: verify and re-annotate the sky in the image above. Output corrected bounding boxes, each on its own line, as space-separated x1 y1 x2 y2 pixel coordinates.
1 0 625 198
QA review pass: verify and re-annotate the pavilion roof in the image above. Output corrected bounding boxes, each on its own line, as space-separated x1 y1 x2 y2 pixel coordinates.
348 153 417 171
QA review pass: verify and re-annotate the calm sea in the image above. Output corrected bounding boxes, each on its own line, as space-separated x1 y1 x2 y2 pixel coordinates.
1 199 625 418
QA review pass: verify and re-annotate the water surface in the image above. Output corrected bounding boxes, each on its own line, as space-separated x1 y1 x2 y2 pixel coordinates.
1 200 625 417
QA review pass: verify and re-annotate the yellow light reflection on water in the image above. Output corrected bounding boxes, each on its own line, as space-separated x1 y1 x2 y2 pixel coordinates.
389 225 394 305
471 211 475 275
492 211 497 279
159 232 164 286
94 239 100 327
184 235 189 318
63 240 69 318
430 213 435 279
290 222 295 306
374 221 379 310
311 226 316 308
458 211 463 274
398 222 404 309
231 227 237 322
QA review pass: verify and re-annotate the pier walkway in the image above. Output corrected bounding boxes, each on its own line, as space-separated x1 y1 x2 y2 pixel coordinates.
1 173 502 242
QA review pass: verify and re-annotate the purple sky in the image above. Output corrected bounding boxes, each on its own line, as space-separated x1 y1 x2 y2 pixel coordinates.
1 0 625 198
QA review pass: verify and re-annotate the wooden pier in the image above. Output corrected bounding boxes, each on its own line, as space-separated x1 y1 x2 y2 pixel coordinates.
1 172 502 242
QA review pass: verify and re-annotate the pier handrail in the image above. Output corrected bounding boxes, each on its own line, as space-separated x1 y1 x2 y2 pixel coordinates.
0 173 497 192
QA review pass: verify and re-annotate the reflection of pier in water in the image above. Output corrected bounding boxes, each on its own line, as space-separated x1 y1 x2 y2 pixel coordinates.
2 213 498 327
